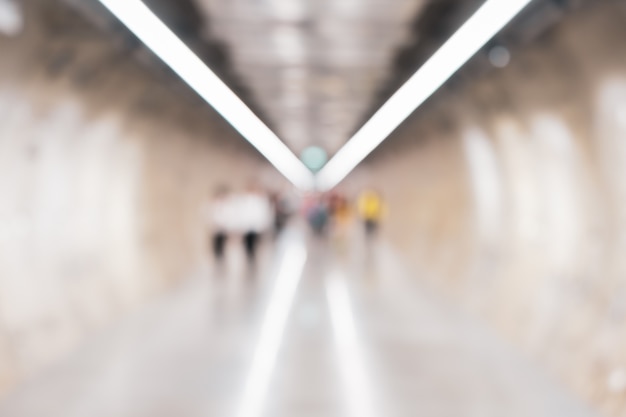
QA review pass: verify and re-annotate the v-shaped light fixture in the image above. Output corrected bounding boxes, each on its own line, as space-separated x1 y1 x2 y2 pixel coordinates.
315 0 535 191
98 0 533 191
97 0 315 190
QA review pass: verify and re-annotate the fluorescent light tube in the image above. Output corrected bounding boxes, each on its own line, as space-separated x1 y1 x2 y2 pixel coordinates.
97 0 315 190
316 0 534 190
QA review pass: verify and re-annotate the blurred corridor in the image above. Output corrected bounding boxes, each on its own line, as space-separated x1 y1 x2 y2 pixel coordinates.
2 0 626 416
0 228 596 416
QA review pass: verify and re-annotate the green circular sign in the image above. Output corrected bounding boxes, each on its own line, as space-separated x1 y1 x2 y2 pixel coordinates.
301 146 328 172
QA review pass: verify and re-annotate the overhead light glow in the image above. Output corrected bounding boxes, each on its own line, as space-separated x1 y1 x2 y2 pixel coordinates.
316 0 534 190
97 0 315 190
0 0 22 36
301 146 328 173
488 45 512 68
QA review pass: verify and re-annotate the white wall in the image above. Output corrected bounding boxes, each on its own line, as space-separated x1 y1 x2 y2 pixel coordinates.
0 1 280 393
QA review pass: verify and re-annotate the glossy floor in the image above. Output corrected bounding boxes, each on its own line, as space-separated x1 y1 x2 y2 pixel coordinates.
0 229 598 417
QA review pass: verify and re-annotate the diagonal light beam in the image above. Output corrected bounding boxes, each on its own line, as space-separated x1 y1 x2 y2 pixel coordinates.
97 0 315 190
316 0 534 191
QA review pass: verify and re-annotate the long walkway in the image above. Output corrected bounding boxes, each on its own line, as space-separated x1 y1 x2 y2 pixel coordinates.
0 229 597 417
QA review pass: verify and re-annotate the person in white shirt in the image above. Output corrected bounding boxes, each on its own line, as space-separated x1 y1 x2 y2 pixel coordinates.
209 186 233 263
234 186 273 264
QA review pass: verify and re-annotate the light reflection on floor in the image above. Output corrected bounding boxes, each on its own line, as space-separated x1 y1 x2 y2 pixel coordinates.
0 227 598 417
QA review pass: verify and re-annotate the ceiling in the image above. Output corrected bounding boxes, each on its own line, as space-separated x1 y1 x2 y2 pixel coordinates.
192 0 426 155
43 0 586 160
56 0 486 155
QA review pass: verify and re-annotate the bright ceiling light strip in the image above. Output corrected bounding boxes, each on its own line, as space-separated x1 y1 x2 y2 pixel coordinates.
316 0 534 190
97 0 314 190
237 238 307 417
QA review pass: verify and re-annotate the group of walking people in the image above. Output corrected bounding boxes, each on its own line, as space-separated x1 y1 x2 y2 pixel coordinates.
302 188 386 238
207 185 385 267
209 186 271 265
208 185 296 265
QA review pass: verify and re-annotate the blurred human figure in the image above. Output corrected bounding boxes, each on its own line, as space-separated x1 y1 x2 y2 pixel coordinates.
270 189 297 236
304 193 329 236
328 192 352 238
209 186 232 263
357 189 385 237
236 186 273 264
326 191 352 256
328 192 348 227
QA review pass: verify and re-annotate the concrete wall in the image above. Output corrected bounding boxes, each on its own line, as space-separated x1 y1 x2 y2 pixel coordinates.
0 1 279 394
351 1 626 414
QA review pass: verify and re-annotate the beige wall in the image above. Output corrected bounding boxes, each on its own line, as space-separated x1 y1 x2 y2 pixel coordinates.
0 1 280 394
5 0 626 413
349 2 626 414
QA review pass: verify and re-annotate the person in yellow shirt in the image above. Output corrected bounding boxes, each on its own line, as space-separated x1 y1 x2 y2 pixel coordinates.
357 189 385 237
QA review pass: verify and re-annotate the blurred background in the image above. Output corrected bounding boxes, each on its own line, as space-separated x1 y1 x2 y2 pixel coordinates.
1 0 626 416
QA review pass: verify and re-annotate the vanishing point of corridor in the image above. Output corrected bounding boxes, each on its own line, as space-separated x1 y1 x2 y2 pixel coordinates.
1 0 626 416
